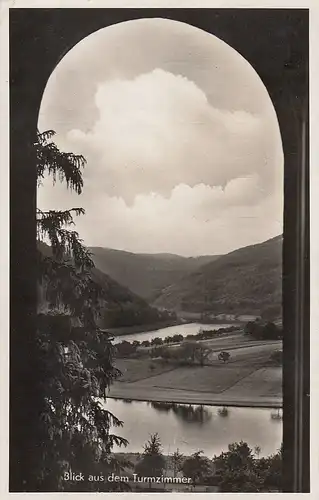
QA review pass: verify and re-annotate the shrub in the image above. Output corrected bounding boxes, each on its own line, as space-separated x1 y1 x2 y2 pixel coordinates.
218 351 231 363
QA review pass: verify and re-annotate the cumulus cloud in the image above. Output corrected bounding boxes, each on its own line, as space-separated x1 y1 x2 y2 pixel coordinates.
63 69 274 204
37 174 282 256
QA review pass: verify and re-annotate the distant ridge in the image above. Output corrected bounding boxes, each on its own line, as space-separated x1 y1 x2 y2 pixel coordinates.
88 246 220 300
153 235 282 319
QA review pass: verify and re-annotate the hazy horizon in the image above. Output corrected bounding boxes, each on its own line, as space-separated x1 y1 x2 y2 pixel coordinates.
89 233 282 259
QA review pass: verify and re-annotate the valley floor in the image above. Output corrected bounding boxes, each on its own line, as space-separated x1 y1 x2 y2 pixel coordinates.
108 334 283 408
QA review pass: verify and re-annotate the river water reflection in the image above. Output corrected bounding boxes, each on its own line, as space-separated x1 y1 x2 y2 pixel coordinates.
105 398 282 458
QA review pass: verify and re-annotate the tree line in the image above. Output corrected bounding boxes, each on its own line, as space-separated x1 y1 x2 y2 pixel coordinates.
115 433 282 492
115 324 239 356
116 338 231 366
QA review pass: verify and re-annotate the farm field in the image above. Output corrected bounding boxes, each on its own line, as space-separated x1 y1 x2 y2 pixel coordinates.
109 337 282 407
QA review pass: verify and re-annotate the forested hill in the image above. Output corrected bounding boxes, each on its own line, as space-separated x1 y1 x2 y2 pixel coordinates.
37 241 175 329
153 235 282 319
88 246 219 301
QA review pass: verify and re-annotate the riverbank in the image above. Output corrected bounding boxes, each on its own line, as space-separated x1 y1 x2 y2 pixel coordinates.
109 321 241 345
108 384 282 408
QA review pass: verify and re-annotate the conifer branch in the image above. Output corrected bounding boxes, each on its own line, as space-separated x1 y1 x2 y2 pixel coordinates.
36 130 85 194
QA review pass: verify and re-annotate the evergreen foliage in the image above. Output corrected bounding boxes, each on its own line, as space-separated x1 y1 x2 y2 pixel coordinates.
35 130 127 491
135 433 166 483
171 448 184 475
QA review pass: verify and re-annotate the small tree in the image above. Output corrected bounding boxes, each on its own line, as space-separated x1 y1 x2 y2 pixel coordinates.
262 322 280 340
218 351 231 363
164 336 173 344
182 451 211 488
245 321 263 339
116 340 136 358
213 441 262 492
194 344 211 367
135 434 165 489
172 334 183 343
151 337 163 346
179 341 198 363
171 448 184 476
244 321 256 335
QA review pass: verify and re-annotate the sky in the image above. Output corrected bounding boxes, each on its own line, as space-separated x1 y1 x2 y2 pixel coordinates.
37 18 283 257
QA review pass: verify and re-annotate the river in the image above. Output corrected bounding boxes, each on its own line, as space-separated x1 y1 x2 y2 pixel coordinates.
105 398 282 458
114 322 237 344
109 323 282 458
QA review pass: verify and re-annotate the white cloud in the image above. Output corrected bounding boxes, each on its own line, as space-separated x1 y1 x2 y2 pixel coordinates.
62 69 277 204
37 176 283 256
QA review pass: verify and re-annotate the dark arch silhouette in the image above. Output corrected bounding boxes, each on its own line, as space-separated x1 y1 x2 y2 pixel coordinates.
10 8 309 493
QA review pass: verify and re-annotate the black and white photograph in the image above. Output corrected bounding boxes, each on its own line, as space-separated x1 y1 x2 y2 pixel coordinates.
8 5 310 494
